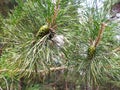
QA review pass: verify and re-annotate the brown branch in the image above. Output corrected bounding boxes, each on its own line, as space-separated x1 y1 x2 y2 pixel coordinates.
0 66 67 74
50 0 60 29
94 23 107 47
112 46 120 52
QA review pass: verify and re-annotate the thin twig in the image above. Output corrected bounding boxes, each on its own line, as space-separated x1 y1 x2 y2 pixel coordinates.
50 0 60 30
94 23 107 47
112 46 120 52
0 66 67 74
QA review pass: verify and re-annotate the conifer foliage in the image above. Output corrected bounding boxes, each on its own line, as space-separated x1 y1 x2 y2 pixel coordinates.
0 0 120 90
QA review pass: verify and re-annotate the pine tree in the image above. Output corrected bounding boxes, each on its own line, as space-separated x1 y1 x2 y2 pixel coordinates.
0 0 120 90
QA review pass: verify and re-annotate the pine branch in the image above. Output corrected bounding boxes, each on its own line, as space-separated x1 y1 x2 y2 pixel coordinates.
112 46 120 52
50 0 60 32
94 23 107 47
0 66 67 74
